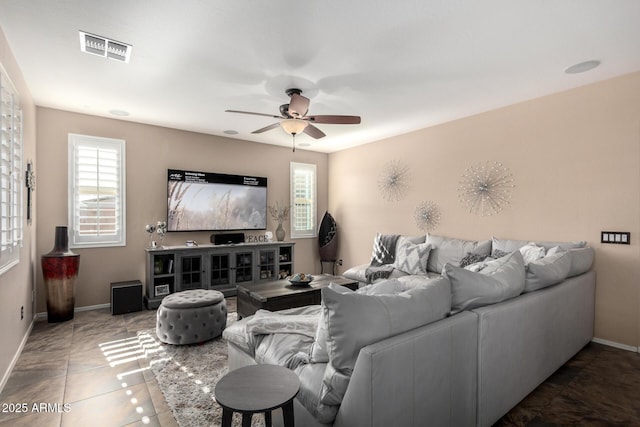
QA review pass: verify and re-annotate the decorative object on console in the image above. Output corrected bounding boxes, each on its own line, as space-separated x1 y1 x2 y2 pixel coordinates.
318 211 338 274
41 226 80 323
145 223 157 248
268 201 290 241
413 200 441 231
156 221 167 247
458 161 515 216
25 160 35 225
378 159 410 202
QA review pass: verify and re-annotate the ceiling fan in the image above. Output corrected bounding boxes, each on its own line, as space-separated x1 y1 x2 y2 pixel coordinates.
225 88 361 151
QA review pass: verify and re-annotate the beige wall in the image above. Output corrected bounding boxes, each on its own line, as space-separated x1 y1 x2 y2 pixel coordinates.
0 28 37 388
329 72 640 348
35 108 328 312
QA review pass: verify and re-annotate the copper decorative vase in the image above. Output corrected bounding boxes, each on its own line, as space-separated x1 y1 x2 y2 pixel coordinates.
41 226 80 322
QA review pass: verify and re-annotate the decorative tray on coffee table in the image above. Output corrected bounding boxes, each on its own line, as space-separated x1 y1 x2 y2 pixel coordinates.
288 273 313 286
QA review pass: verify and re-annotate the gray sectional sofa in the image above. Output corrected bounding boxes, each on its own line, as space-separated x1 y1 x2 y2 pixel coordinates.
223 234 596 427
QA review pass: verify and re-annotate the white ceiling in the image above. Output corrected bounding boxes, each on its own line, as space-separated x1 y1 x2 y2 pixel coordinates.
1 1 639 153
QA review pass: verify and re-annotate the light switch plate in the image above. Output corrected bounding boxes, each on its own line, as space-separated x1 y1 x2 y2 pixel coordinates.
601 231 630 245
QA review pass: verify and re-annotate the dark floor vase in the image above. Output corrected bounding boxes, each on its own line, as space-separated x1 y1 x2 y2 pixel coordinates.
41 226 80 323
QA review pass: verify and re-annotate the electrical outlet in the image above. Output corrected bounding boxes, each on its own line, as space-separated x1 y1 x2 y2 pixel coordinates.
20 306 24 320
337 259 343 266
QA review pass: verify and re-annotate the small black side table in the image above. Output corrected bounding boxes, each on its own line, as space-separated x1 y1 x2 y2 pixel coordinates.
215 364 300 427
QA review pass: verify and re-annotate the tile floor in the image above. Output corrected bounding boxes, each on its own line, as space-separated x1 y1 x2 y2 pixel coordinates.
0 296 638 427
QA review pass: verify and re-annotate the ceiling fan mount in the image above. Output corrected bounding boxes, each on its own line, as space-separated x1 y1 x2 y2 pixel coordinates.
284 87 303 97
225 87 361 150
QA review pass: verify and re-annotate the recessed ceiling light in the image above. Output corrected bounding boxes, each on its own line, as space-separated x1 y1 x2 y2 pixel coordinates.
223 130 238 135
564 60 601 74
109 109 130 116
79 31 132 63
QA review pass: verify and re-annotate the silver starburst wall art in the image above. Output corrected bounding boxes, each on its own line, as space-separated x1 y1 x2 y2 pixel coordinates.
414 200 441 231
458 161 515 216
378 160 410 202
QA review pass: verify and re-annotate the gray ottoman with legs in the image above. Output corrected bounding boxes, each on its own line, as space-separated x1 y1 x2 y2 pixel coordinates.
156 289 227 345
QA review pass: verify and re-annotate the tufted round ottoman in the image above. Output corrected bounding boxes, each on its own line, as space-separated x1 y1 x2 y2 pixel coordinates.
156 289 227 345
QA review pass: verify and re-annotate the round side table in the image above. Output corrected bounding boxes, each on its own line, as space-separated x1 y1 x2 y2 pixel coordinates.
215 364 300 427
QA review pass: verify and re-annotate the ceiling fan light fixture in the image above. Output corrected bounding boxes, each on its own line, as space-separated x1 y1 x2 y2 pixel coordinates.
281 118 308 135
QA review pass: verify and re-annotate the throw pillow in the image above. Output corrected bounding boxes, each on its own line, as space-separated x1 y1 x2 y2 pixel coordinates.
443 250 526 313
567 247 595 277
319 278 451 405
519 243 546 266
370 233 400 266
524 251 571 292
491 237 530 253
491 249 510 259
309 283 353 363
459 252 489 268
426 233 492 274
393 238 432 275
535 240 587 251
358 278 407 295
492 236 587 254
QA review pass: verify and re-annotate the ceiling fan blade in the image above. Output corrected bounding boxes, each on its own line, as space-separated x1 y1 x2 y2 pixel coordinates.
226 109 283 119
303 124 326 139
252 122 281 134
307 115 361 124
288 93 310 118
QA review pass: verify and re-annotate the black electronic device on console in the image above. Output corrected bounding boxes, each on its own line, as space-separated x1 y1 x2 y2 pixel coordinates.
212 232 245 245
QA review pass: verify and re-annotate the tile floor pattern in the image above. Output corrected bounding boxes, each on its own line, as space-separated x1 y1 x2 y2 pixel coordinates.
0 295 638 427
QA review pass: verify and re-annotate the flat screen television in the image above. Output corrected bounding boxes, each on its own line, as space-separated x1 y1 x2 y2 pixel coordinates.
167 168 268 232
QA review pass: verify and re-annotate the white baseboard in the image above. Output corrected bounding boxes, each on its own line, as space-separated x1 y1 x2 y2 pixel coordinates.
0 319 34 395
34 303 111 321
592 337 639 353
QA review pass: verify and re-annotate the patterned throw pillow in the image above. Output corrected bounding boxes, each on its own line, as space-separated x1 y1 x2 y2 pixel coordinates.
459 252 488 268
370 233 400 266
491 249 511 259
393 239 432 275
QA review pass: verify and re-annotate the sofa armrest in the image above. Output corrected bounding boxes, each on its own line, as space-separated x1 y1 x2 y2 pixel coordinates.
334 311 478 427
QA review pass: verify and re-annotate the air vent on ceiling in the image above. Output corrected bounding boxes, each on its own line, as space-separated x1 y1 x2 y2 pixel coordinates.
79 31 132 63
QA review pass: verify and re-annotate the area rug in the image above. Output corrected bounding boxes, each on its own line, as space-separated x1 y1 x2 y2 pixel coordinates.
137 313 263 427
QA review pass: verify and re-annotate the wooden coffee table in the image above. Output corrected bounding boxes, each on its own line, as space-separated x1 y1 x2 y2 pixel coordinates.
236 274 358 319
215 364 300 427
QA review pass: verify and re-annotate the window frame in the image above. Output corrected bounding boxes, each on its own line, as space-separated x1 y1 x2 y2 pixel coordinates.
289 162 317 239
0 64 23 275
68 133 126 248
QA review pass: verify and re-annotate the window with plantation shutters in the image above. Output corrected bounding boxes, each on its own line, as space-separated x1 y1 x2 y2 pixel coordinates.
68 134 126 247
0 64 23 275
290 162 316 239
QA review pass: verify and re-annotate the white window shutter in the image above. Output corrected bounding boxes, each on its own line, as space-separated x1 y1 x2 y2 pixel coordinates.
68 134 126 248
0 64 23 275
290 162 316 239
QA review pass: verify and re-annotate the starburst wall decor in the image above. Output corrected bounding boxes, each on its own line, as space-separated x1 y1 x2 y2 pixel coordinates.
414 200 441 231
378 160 410 202
458 161 515 216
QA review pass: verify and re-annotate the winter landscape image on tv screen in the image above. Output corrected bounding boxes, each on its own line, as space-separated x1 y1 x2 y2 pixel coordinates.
167 169 267 232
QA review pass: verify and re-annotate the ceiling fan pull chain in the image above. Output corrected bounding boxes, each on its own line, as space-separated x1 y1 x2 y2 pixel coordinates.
292 133 296 152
